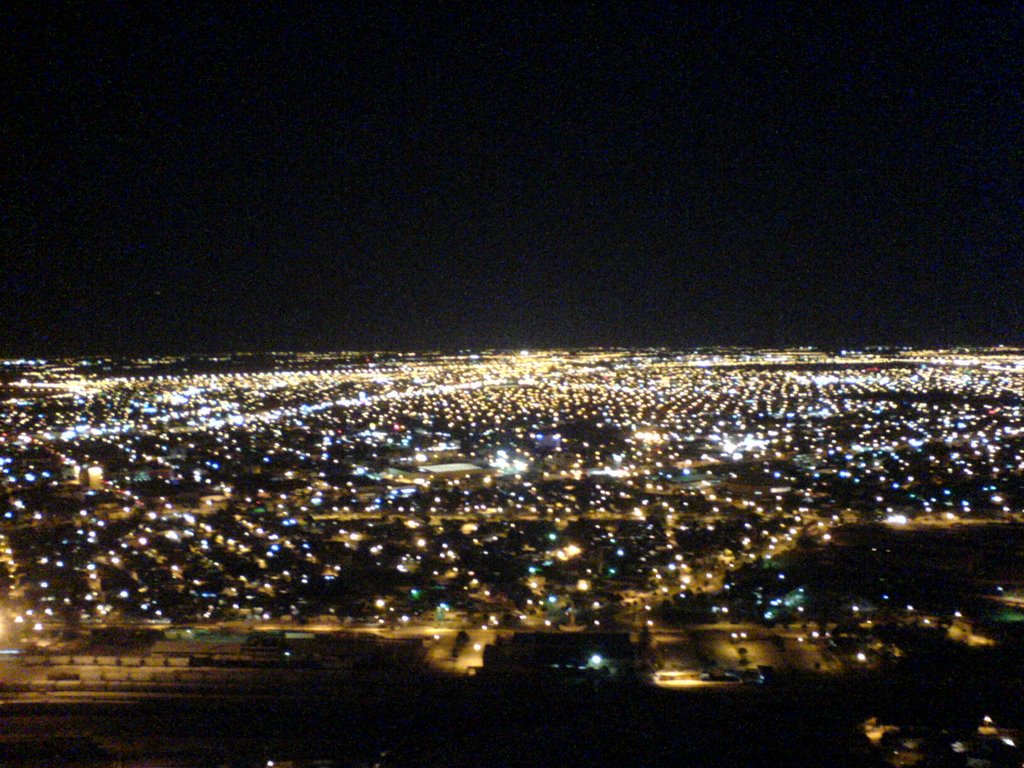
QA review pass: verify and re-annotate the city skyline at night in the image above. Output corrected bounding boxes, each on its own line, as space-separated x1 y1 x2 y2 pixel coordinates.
3 4 1023 766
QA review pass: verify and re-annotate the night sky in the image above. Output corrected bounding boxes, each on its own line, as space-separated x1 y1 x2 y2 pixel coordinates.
4 3 1022 354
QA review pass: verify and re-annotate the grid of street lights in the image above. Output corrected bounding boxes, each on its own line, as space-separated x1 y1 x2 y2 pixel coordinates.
1 347 1022 636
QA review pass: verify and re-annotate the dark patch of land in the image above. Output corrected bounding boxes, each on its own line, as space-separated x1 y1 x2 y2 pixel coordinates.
2 660 1024 768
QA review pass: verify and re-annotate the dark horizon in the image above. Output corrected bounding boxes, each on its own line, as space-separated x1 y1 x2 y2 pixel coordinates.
4 4 1023 356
